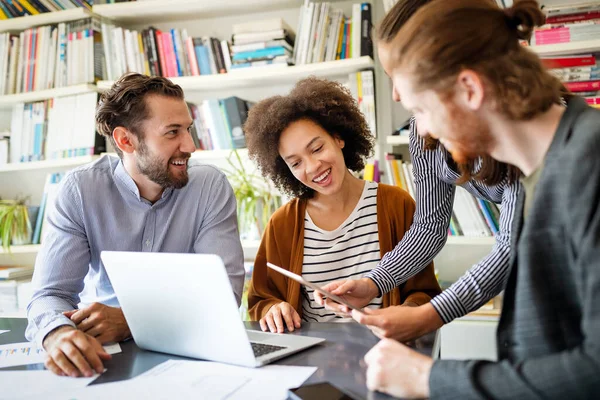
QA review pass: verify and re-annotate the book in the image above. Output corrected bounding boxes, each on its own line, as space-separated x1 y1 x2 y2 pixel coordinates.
0 266 34 280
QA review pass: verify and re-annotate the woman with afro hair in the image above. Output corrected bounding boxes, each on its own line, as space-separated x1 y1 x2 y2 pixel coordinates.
244 77 441 333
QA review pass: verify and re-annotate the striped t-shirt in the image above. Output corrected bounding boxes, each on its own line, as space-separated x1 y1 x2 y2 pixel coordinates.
301 180 383 322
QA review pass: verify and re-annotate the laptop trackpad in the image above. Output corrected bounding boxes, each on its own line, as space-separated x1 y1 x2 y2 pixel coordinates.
246 330 277 342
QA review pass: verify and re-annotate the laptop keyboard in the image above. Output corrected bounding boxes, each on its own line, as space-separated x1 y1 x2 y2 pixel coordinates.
250 342 287 357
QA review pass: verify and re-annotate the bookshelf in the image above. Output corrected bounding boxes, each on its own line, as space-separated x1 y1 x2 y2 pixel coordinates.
0 84 98 108
97 57 375 92
0 8 92 33
0 244 42 255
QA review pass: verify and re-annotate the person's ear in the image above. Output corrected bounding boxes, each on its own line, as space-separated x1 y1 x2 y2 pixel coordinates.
113 127 136 155
334 135 345 149
455 69 485 111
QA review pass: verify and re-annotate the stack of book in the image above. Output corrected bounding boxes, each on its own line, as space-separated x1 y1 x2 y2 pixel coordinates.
0 19 101 95
533 2 600 46
293 1 373 65
0 266 34 315
229 19 295 71
0 0 90 19
541 54 600 109
348 69 377 136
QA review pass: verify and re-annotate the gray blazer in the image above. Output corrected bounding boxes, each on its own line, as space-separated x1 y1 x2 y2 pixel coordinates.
429 96 600 399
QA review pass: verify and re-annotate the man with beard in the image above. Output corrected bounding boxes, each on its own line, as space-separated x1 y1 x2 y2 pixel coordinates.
361 0 600 399
26 73 244 378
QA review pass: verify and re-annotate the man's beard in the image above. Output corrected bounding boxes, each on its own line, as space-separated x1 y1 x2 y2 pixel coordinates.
136 139 190 189
439 103 493 165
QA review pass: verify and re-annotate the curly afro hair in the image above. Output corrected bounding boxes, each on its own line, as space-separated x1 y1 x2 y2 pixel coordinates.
243 77 375 199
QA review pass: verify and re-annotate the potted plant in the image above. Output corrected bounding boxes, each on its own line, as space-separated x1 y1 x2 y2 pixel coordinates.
223 149 282 241
0 199 32 252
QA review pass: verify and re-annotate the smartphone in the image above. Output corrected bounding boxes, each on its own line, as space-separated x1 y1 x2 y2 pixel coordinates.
288 382 359 400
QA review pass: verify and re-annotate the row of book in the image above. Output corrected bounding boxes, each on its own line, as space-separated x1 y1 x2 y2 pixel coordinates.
100 23 233 81
188 96 252 151
293 1 373 65
382 154 500 237
540 53 600 106
532 2 600 46
6 92 103 164
0 0 89 19
0 19 101 95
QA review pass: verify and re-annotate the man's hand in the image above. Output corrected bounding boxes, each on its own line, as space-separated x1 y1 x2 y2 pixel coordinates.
352 303 444 342
365 338 433 399
63 303 131 344
42 325 111 378
259 302 301 333
314 278 379 313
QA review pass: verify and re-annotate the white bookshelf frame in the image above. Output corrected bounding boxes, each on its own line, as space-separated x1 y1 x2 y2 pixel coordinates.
0 8 92 32
386 135 410 146
93 0 315 23
0 244 42 255
97 57 375 92
0 84 98 108
529 39 600 57
0 155 100 173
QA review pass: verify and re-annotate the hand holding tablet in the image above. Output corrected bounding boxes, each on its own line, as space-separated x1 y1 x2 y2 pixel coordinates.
266 262 365 314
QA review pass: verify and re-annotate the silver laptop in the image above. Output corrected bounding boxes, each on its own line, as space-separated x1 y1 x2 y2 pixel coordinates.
100 251 325 368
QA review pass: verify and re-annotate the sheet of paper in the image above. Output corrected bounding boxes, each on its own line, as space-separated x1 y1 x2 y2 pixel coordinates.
16 360 316 400
0 330 9 335
0 370 99 399
0 342 122 368
135 359 317 400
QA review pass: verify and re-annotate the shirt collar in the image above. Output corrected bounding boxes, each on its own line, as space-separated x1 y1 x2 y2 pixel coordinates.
113 158 174 203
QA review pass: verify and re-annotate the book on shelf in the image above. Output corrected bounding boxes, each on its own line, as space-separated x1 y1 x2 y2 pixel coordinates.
293 2 373 66
0 17 101 95
0 0 90 18
348 69 377 136
5 91 104 165
0 265 33 280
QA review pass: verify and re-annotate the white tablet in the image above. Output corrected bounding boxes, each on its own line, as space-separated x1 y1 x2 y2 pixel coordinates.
266 262 365 314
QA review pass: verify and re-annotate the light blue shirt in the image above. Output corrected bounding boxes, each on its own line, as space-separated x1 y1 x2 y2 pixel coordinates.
26 155 245 347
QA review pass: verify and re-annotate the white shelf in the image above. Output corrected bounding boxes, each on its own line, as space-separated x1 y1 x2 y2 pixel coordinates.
445 236 495 246
97 57 375 93
386 135 410 146
0 8 92 33
0 84 98 108
0 155 100 173
0 310 27 318
241 240 260 261
93 0 309 23
529 39 600 57
0 244 41 255
0 243 260 261
191 148 248 161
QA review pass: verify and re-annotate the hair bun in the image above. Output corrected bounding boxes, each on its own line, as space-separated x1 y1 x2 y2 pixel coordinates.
504 0 546 41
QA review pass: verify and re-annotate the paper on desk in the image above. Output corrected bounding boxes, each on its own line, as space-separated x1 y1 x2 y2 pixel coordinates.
0 370 99 399
0 342 122 368
0 330 9 335
135 359 317 400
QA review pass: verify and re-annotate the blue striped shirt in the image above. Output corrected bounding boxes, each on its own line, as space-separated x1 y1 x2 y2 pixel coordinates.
26 155 245 347
366 117 520 323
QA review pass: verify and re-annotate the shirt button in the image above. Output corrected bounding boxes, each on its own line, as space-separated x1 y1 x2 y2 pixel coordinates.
145 240 151 247
503 341 510 348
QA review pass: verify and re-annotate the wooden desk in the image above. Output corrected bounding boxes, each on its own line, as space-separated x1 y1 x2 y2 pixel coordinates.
0 318 436 400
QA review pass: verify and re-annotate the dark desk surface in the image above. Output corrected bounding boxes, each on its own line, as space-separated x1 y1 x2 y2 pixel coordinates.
0 318 436 400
